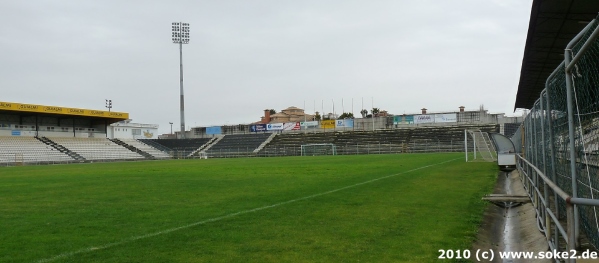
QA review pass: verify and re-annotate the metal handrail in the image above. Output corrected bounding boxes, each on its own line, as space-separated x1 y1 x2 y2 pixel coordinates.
517 153 599 262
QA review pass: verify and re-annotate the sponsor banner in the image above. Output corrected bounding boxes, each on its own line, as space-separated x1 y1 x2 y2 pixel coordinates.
250 124 267 132
435 113 457 123
320 120 335 129
336 119 354 128
393 116 403 125
405 115 414 124
11 130 21 136
266 123 284 131
300 121 319 127
206 126 222 135
283 122 301 131
414 114 434 124
0 101 129 119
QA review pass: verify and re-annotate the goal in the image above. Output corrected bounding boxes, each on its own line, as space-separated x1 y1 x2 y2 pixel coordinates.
301 143 337 156
464 130 497 162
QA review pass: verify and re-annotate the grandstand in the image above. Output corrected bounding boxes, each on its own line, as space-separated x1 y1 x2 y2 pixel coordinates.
47 137 145 161
205 133 273 158
0 101 173 166
258 124 498 156
140 138 213 157
0 118 504 165
0 137 74 165
0 98 521 165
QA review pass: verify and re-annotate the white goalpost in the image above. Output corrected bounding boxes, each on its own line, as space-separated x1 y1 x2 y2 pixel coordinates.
301 143 337 156
464 130 497 162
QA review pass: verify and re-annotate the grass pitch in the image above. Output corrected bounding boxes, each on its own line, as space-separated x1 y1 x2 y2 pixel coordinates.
0 153 496 262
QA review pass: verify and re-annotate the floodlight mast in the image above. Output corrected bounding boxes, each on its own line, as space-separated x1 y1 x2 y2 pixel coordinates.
172 22 189 138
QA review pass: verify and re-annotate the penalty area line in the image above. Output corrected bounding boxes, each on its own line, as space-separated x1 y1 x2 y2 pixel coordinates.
37 157 460 263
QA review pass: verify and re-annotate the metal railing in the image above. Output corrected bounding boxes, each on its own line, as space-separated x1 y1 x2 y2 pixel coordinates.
518 154 599 262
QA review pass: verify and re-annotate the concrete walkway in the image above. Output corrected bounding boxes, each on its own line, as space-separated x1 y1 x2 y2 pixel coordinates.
472 170 550 263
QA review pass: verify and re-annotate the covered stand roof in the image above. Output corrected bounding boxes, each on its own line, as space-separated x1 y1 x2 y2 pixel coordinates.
0 101 129 124
514 0 599 109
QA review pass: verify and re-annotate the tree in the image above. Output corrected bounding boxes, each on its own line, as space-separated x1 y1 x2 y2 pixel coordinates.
269 109 276 114
371 108 381 117
338 112 354 119
360 109 368 118
314 112 321 121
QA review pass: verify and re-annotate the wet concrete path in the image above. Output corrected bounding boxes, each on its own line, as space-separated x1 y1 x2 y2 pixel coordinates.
472 170 550 263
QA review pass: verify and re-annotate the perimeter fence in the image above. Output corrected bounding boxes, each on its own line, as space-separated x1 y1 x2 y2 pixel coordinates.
514 15 599 256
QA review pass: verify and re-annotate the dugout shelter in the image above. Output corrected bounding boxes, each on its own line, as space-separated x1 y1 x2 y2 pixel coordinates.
0 101 129 138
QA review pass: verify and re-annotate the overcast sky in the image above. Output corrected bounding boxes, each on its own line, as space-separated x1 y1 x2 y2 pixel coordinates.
1 0 532 134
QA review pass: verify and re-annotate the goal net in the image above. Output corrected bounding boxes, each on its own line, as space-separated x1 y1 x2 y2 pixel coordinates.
464 130 497 162
301 143 337 156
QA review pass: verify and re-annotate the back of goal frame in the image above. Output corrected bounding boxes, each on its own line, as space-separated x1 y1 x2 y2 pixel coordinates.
301 143 337 156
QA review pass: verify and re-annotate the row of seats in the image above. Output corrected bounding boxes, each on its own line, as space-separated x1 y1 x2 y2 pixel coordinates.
48 137 145 161
0 137 74 164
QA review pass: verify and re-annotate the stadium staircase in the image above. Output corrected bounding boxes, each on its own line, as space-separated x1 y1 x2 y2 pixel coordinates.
188 137 218 157
37 136 86 161
193 136 222 156
109 138 155 160
254 133 276 153
136 139 172 155
117 139 171 159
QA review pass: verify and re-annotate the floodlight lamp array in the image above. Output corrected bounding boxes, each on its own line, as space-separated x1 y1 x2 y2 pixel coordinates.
171 22 190 44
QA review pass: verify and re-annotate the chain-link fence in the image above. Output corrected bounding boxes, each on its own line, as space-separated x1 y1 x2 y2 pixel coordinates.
514 15 599 252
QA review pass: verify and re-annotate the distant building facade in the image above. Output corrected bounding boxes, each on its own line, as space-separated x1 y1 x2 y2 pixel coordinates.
107 119 159 139
260 106 315 124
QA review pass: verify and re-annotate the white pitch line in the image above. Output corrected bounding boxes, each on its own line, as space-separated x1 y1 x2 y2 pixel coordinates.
36 157 460 263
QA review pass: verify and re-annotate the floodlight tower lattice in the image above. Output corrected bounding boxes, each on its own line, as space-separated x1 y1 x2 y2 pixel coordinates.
172 22 189 138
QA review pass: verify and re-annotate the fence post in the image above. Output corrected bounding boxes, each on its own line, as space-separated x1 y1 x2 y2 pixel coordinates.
544 76 560 223
540 93 550 241
534 102 541 211
473 132 477 160
567 201 576 263
465 130 468 161
562 20 597 244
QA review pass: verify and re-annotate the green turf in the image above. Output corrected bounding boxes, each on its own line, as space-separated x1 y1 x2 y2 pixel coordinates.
0 153 496 263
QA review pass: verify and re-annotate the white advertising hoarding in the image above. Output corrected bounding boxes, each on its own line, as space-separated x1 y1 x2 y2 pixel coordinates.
282 122 301 130
413 115 434 124
300 121 319 127
266 123 284 131
434 113 457 123
335 119 354 128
